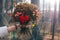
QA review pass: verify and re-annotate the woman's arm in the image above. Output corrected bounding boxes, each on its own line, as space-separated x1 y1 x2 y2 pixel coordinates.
0 26 9 37
0 25 16 37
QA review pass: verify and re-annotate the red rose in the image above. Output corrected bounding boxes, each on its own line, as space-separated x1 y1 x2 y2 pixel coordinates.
19 15 29 24
19 15 25 24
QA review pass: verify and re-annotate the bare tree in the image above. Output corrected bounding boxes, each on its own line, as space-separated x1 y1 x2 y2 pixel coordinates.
58 0 60 24
51 1 57 40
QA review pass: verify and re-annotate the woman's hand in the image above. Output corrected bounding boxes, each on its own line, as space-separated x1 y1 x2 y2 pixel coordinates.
7 23 20 32
7 25 16 32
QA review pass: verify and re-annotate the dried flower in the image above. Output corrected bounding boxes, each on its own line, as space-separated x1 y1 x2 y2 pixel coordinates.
12 3 40 25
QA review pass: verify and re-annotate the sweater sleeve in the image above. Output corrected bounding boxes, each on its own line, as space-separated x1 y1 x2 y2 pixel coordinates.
0 26 8 37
